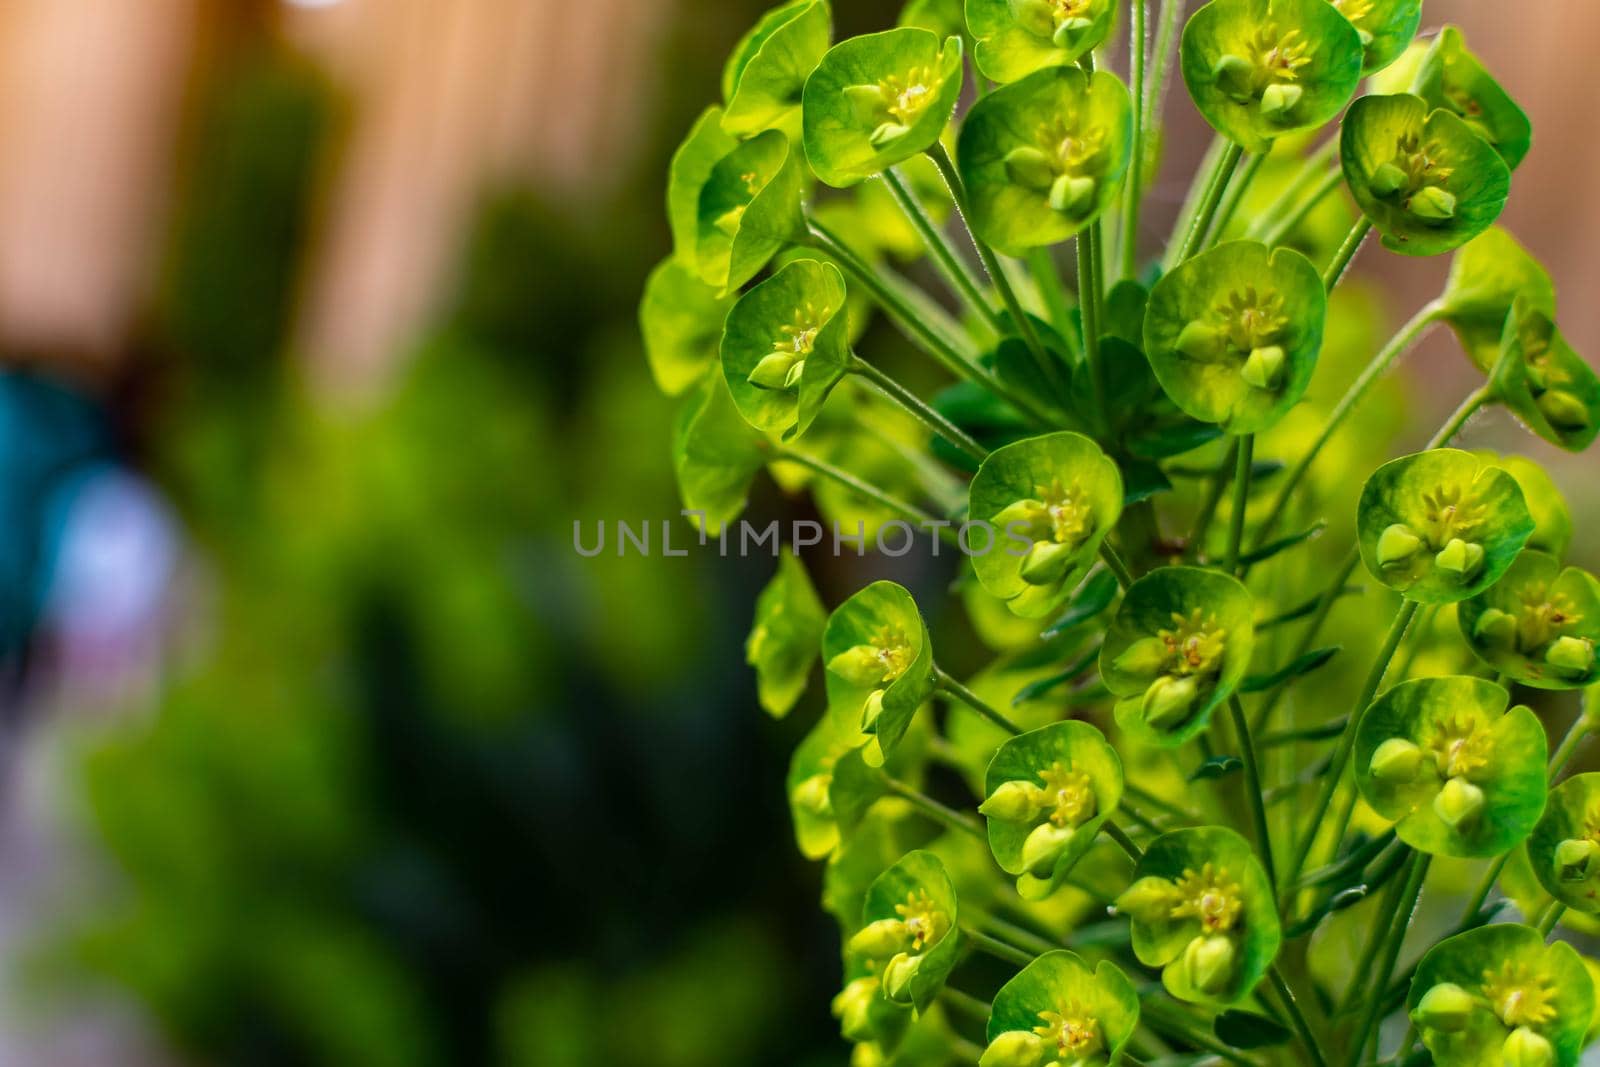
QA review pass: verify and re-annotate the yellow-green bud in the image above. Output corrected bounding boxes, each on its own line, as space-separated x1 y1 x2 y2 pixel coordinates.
1259 82 1303 121
1435 538 1485 581
1048 173 1097 216
832 976 880 1042
1175 320 1223 362
1112 636 1172 678
1021 820 1077 877
1537 388 1590 431
850 1044 885 1067
1502 1026 1555 1067
1142 675 1199 729
1241 344 1287 390
1546 636 1596 673
1412 982 1478 1032
1212 54 1255 100
849 918 912 959
1409 185 1458 222
1052 16 1095 48
843 84 888 122
1433 777 1485 830
980 780 1047 822
1369 161 1409 197
1181 934 1236 995
748 350 804 391
869 121 911 147
1472 607 1518 647
1115 876 1181 921
1004 146 1057 192
1370 737 1426 784
1555 837 1599 882
792 773 834 817
1020 539 1077 585
830 645 891 687
861 688 886 730
980 1031 1046 1067
1377 523 1423 567
882 951 921 1002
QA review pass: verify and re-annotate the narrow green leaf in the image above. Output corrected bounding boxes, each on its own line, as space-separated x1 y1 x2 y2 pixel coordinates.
1240 646 1340 693
1235 520 1326 566
1190 754 1244 781
1214 1009 1293 1050
1040 569 1120 638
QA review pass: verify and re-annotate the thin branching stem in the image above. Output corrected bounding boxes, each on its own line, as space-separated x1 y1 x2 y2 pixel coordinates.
1175 141 1246 265
850 355 989 462
774 448 956 544
881 166 1003 333
1121 0 1149 280
936 666 1025 735
1322 217 1373 290
1225 434 1254 575
882 776 985 839
1345 851 1429 1067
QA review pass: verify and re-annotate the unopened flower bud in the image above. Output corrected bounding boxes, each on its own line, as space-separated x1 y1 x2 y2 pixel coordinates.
1369 161 1409 197
1412 982 1478 1032
980 1030 1046 1067
1472 607 1518 647
881 951 921 1002
1020 539 1077 585
1433 777 1485 830
1021 820 1077 877
748 351 804 391
1113 636 1172 678
1004 146 1057 191
1409 186 1458 222
1537 388 1590 432
1503 1026 1555 1067
1241 345 1287 390
869 121 911 148
1555 837 1600 882
849 918 911 959
1181 934 1236 995
1546 636 1596 673
832 976 880 1042
1376 523 1423 567
1143 675 1199 729
1212 54 1255 100
1114 876 1181 921
1175 320 1223 361
980 780 1047 822
1048 173 1097 216
830 645 891 687
1370 737 1426 784
1259 82 1303 121
792 773 834 817
1434 538 1485 581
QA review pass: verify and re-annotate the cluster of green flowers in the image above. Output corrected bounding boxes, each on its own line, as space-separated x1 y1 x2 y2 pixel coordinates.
642 1 1600 1064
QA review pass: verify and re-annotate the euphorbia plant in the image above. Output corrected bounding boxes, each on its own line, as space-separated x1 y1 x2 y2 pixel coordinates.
642 2 1600 1064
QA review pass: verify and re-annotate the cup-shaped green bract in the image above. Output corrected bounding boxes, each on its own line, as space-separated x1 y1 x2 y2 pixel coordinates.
721 259 851 439
956 66 1133 256
1440 228 1556 375
965 0 1117 83
640 257 735 396
674 372 770 533
1413 26 1533 171
1328 0 1422 75
788 703 870 859
802 29 963 188
1409 924 1594 1067
984 951 1140 1066
1356 449 1534 604
1485 454 1574 560
748 554 827 718
853 850 961 1010
1529 773 1600 916
831 955 911 1054
1180 0 1363 153
1116 827 1280 1006
1143 241 1325 435
690 129 808 295
1101 567 1255 747
1492 299 1600 454
669 108 739 269
721 0 832 141
1355 676 1546 858
1340 94 1511 257
981 721 1124 900
824 581 936 767
967 431 1124 619
1458 552 1600 691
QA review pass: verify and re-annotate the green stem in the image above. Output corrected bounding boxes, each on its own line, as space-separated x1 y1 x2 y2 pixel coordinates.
1121 0 1149 280
1099 542 1137 590
1124 782 1202 823
938 986 994 1021
1145 0 1184 142
1322 217 1373 291
1538 902 1567 938
1268 966 1331 1067
1248 138 1339 240
1028 247 1077 344
1141 1000 1260 1067
1345 851 1429 1067
1230 696 1277 890
882 777 985 839
1103 820 1144 862
774 448 955 544
1078 227 1107 422
1429 385 1492 448
1551 712 1593 776
1188 438 1238 559
849 355 988 462
1225 434 1254 575
1174 141 1246 265
974 912 1062 957
961 926 1037 968
936 666 1025 735
1259 166 1343 246
882 166 1003 333
1206 150 1268 248
1166 135 1225 269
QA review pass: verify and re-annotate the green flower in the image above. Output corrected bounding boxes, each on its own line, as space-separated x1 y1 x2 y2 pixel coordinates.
1409 924 1593 1067
1101 567 1255 746
956 66 1133 256
1356 449 1534 604
965 0 1117 84
980 721 1123 900
1439 228 1557 374
721 0 832 141
824 581 937 767
981 951 1140 1067
1413 26 1533 170
748 554 827 718
1458 551 1600 690
687 129 808 295
673 372 770 533
1143 241 1325 435
1326 0 1422 75
1115 827 1280 1006
968 432 1124 619
1355 676 1547 857
1180 0 1363 153
1528 773 1600 917
831 958 911 1052
802 28 963 188
1492 299 1600 454
1479 454 1573 560
788 704 868 859
1340 93 1511 257
850 850 962 1010
669 107 739 274
640 257 736 396
720 259 851 438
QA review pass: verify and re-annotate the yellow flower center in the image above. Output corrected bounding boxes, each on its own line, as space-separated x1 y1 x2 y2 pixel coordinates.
880 68 936 125
1038 761 1098 827
894 889 949 952
1417 483 1487 549
1170 863 1244 933
1334 0 1375 23
872 625 913 684
1420 710 1493 779
1157 609 1229 677
1482 960 1558 1028
1252 26 1312 83
1034 114 1107 175
1034 1001 1104 1057
777 302 824 356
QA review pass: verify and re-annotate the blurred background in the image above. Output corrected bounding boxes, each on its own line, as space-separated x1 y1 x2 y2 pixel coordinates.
0 1 1595 1064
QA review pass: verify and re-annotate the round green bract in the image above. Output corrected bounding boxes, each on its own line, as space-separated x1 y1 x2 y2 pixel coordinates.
986 951 1140 1058
673 372 770 534
983 721 1124 899
1485 454 1573 560
641 257 735 396
721 259 851 439
788 702 870 859
957 66 1133 256
1180 0 1363 153
1409 924 1593 1067
967 431 1124 619
1529 773 1600 915
669 107 739 267
1492 299 1600 454
1413 26 1533 171
748 554 827 717
802 29 963 188
823 581 937 767
1101 567 1255 747
1440 228 1556 374
1340 94 1511 257
1328 0 1422 75
1355 449 1534 604
1143 240 1325 434
693 130 808 294
1126 827 1281 1006
722 0 832 140
965 0 1118 83
861 850 962 1010
1354 676 1547 858
1457 551 1600 690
